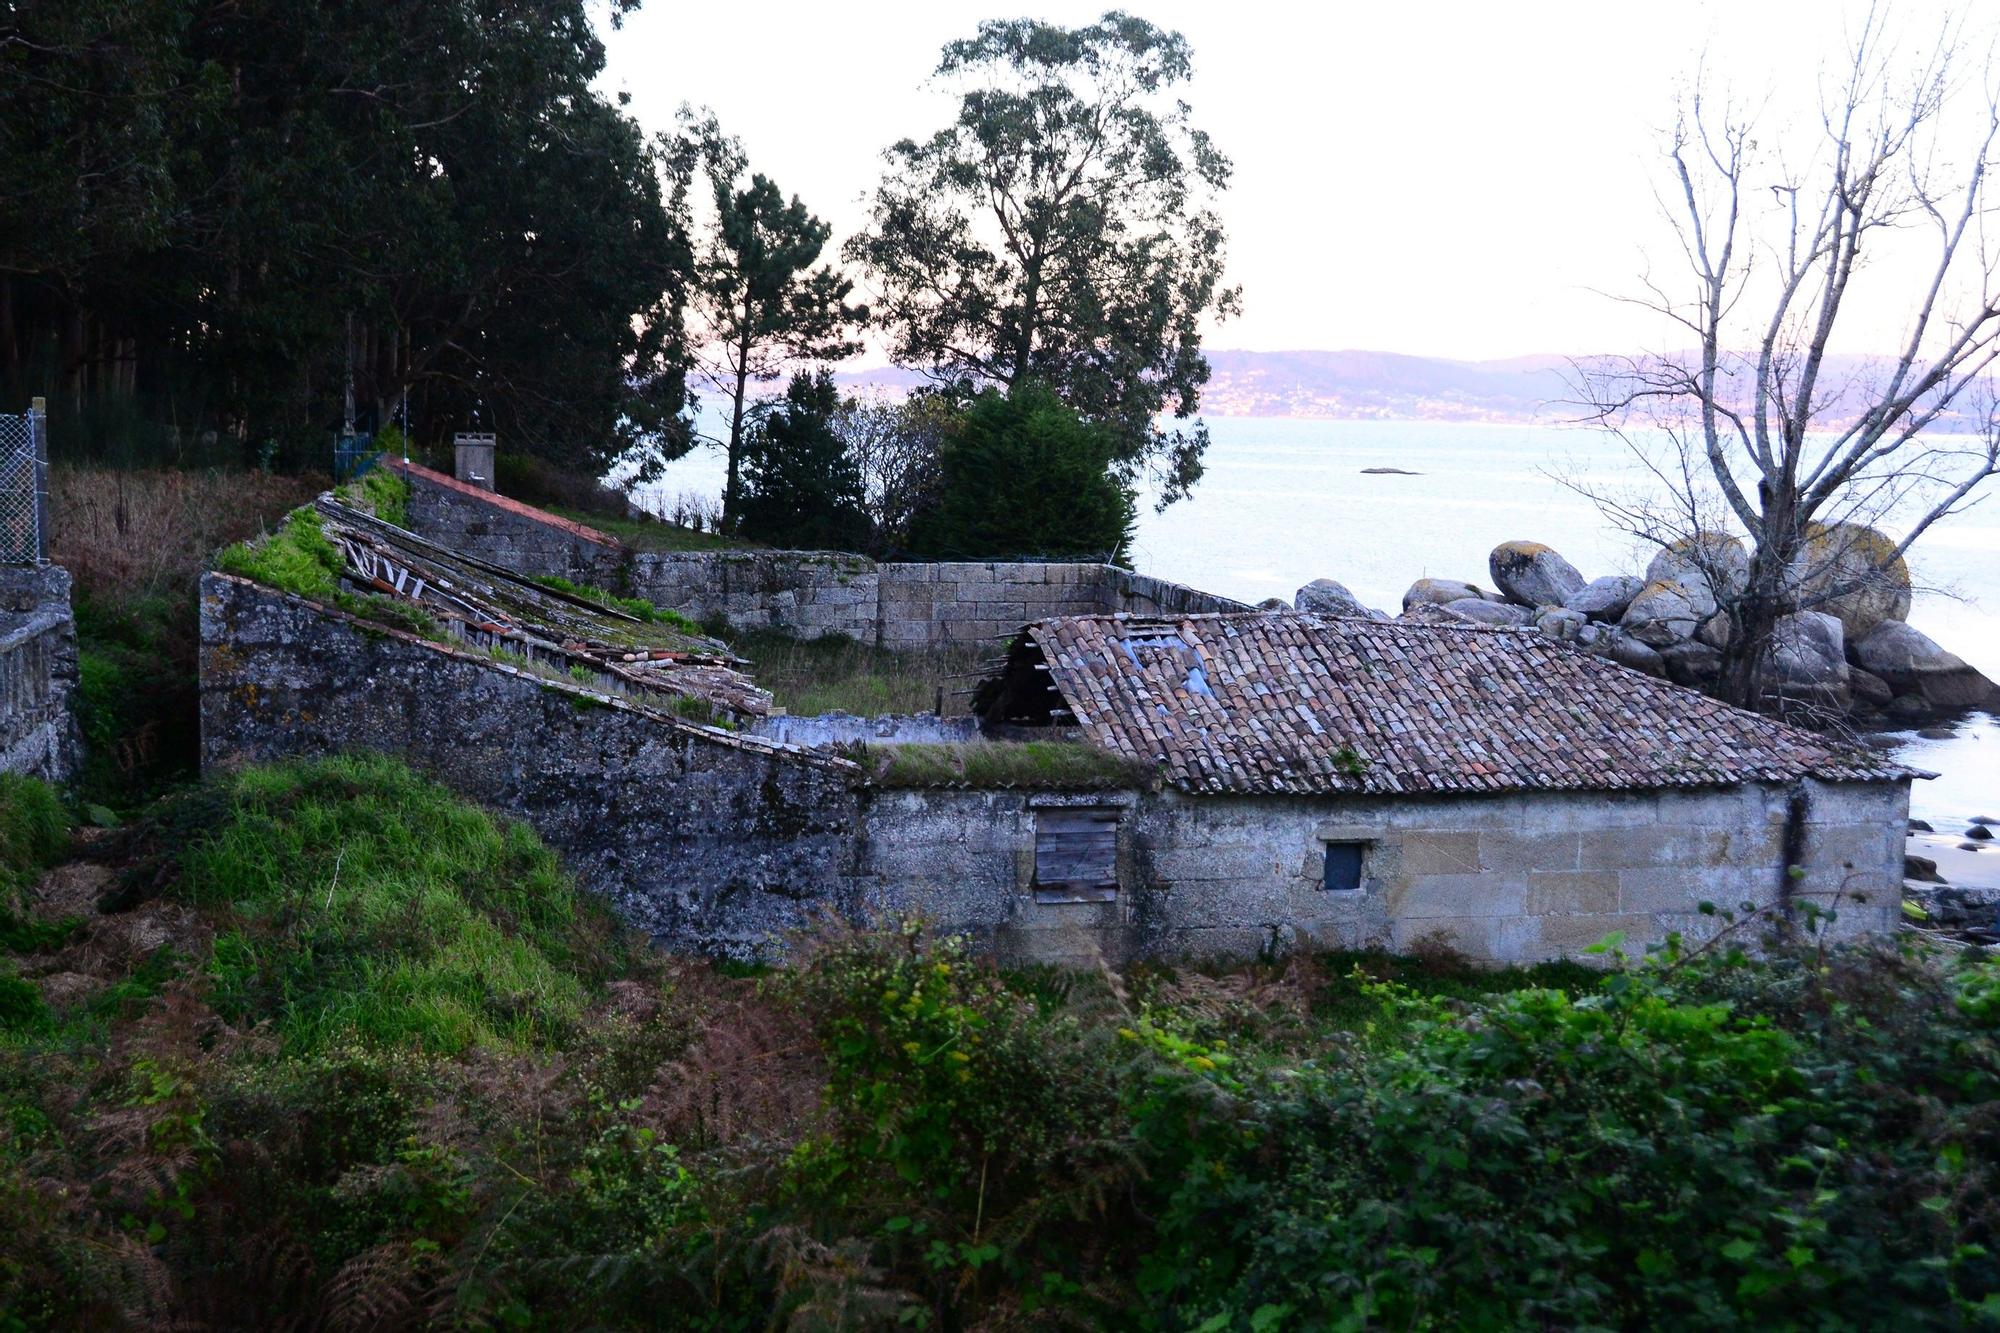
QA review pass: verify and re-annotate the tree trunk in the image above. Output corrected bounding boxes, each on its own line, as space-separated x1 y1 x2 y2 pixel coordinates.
721 296 754 528
1718 512 1798 710
0 278 16 388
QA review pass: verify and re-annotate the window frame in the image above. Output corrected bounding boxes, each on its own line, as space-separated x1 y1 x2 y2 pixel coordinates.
1319 838 1370 894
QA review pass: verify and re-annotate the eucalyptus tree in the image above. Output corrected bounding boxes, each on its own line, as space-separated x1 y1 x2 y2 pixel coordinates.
1573 9 2000 707
846 11 1237 508
685 118 865 526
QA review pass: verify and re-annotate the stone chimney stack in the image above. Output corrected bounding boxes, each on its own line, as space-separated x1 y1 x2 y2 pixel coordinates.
453 432 496 491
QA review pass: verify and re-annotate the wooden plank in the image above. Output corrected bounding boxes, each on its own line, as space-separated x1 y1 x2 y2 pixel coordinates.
1034 808 1118 899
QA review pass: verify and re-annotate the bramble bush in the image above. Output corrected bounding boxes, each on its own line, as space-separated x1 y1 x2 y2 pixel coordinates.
2 757 1997 1328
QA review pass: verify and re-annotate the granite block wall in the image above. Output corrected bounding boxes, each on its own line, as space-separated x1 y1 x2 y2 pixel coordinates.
394 463 624 588
392 464 1244 649
0 565 79 783
200 572 865 958
855 780 1907 965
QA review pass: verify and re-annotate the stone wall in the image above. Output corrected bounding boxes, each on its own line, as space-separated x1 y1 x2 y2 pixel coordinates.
0 565 79 783
626 550 881 639
856 780 1908 965
393 462 623 588
752 712 981 749
199 567 1908 966
392 463 1245 648
200 572 863 957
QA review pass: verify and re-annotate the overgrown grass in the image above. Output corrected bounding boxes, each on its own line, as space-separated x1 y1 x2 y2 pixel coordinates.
336 467 410 528
170 753 627 1053
2 757 1996 1327
216 507 343 600
0 775 71 954
218 508 449 643
531 574 702 634
733 629 987 717
548 504 752 552
865 739 1157 789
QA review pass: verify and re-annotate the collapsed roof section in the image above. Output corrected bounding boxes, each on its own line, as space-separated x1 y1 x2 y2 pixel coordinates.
307 494 772 722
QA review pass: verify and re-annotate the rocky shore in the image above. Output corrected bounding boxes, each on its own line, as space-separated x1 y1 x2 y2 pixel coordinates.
1281 524 2000 727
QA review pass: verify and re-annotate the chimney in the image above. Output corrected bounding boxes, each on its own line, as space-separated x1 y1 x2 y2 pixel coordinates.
453 432 496 491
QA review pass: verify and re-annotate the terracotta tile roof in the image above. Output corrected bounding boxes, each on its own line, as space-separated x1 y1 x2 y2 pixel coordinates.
385 460 618 548
1019 612 1920 796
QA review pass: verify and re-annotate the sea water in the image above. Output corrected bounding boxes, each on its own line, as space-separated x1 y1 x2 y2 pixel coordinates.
632 416 2000 856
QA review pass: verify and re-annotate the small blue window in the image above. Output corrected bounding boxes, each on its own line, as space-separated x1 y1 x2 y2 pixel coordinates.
1322 842 1365 892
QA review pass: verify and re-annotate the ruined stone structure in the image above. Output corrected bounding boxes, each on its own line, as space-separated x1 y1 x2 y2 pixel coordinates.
0 565 79 783
201 501 1916 964
389 460 1244 649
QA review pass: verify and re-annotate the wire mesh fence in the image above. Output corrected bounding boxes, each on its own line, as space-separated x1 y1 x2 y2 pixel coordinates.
0 404 48 565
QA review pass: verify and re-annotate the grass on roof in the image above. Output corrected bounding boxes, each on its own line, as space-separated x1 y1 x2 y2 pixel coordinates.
545 505 755 552
530 575 703 636
865 740 1156 789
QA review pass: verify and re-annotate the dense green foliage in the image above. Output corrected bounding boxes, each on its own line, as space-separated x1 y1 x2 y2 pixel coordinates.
3 0 692 474
911 381 1135 560
685 119 866 524
4 759 1996 1327
0 775 70 955
736 371 874 551
847 11 1237 509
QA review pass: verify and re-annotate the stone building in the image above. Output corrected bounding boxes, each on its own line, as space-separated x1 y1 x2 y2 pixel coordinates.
201 495 1917 965
942 612 1916 961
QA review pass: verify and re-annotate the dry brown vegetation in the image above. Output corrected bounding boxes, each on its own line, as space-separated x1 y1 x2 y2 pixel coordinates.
51 467 324 614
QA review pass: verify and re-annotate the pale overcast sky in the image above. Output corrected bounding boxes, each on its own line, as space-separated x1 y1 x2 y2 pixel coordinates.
596 0 1983 362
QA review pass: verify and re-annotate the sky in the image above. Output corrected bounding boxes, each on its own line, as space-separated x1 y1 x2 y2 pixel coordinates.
595 0 1988 362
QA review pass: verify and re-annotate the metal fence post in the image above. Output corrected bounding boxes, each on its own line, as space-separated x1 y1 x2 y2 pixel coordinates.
29 396 47 564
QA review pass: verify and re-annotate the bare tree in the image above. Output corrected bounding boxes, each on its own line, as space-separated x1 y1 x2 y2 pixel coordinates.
829 394 949 557
1572 8 2000 709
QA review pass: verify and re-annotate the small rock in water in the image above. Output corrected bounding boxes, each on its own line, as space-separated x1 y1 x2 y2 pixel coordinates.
1906 853 1946 884
1961 842 1987 852
1917 726 1957 740
1968 825 1996 841
1909 819 1935 833
1360 467 1421 475
1974 816 2000 826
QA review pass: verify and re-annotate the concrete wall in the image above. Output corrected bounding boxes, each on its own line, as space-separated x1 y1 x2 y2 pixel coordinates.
855 781 1908 965
199 573 863 957
394 465 1245 648
0 565 79 783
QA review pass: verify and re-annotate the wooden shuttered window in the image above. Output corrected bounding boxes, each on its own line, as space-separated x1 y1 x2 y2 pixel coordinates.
1033 807 1120 903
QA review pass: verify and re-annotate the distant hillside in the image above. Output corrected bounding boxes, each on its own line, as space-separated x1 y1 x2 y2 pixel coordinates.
833 349 1979 428
1195 350 1576 422
835 351 1580 422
